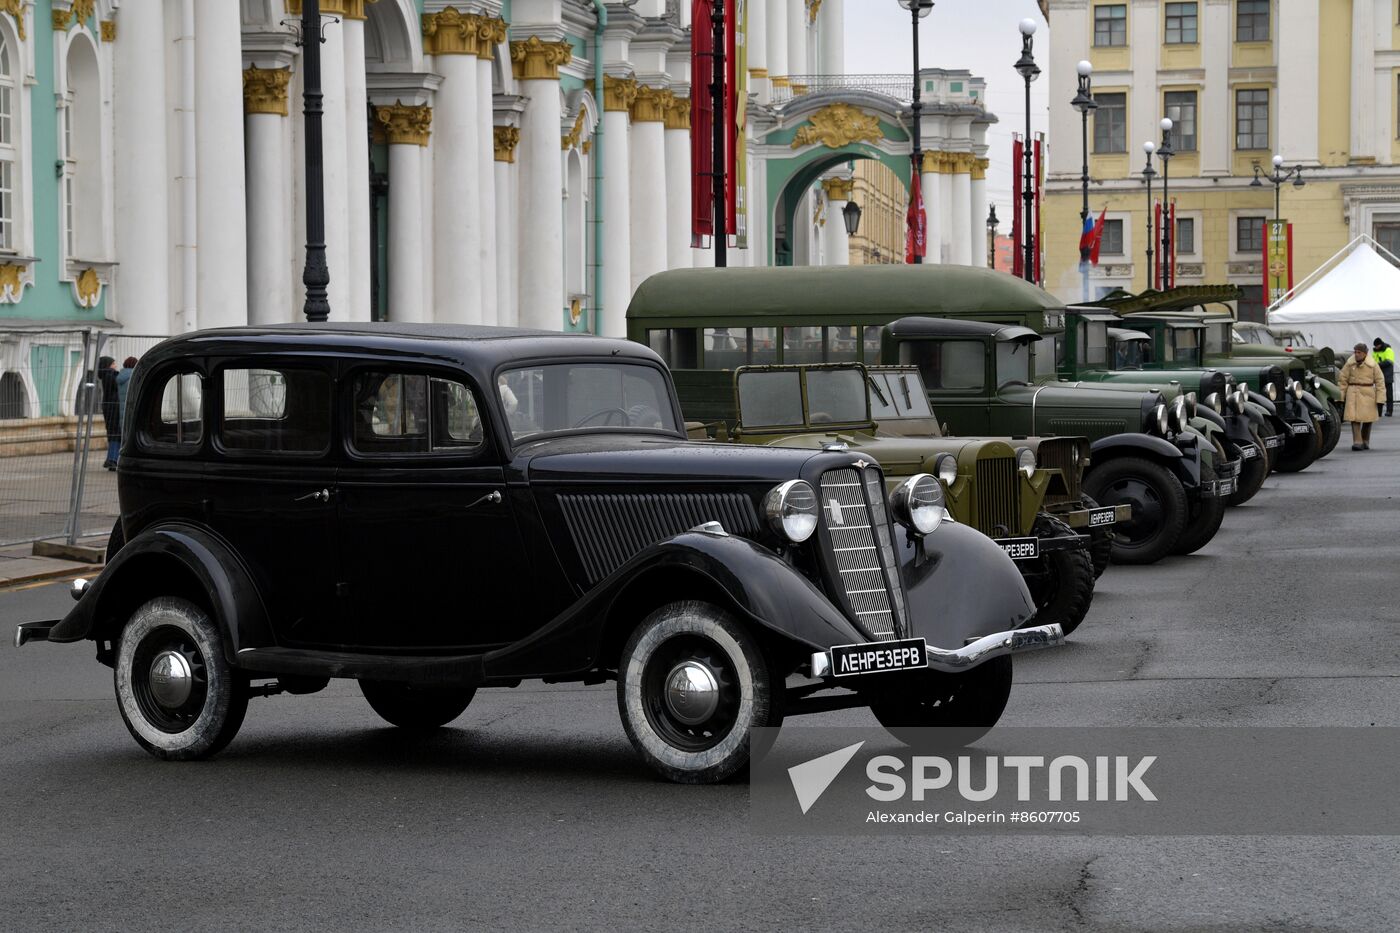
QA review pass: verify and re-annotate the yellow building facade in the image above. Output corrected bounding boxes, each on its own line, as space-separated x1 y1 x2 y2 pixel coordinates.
1044 1 1400 320
847 159 908 265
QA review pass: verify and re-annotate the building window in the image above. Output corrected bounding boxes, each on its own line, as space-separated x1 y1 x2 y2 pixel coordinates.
1374 223 1400 263
60 98 75 257
1101 219 1124 255
0 34 12 251
1094 5 1127 47
1237 0 1269 42
1235 89 1269 150
1164 91 1197 151
1164 3 1198 43
1176 217 1195 254
1237 284 1265 323
1237 216 1265 253
1094 93 1127 153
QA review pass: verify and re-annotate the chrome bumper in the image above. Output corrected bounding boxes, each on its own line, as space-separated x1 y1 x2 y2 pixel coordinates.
810 622 1065 678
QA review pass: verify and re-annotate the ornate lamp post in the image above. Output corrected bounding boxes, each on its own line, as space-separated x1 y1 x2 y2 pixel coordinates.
1251 154 1306 220
1014 18 1040 283
898 0 935 264
1157 117 1174 289
986 205 999 270
1142 140 1157 288
299 0 330 322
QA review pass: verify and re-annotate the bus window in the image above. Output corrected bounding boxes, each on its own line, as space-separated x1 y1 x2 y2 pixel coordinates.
863 326 882 363
648 328 699 368
703 327 748 370
783 326 824 364
826 326 859 363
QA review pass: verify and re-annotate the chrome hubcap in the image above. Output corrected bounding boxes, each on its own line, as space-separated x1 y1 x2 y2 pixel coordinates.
663 661 720 725
148 650 194 709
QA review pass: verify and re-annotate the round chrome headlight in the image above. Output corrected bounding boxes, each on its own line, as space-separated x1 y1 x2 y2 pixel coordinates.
1309 375 1321 391
932 453 959 487
1185 391 1199 419
1205 392 1222 414
1015 446 1036 478
1290 379 1304 400
890 474 944 536
1265 381 1278 401
1153 402 1169 435
1170 395 1188 432
764 479 818 543
1236 384 1250 408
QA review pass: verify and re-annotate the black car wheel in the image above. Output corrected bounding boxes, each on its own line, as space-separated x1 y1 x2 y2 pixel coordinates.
114 597 248 760
360 681 476 731
618 601 779 784
1022 514 1095 636
1172 463 1227 556
1082 456 1187 565
1318 406 1341 458
1078 494 1114 579
1227 426 1270 507
1273 423 1321 473
868 656 1013 748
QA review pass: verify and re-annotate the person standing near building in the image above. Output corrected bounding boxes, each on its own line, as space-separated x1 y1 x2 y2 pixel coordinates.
97 357 120 470
1341 343 1386 450
1373 338 1395 417
115 357 137 439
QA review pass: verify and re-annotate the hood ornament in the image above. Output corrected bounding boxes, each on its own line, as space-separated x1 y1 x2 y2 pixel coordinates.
853 458 869 470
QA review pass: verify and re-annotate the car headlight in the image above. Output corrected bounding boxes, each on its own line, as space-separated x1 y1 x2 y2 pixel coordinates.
764 479 818 543
1185 391 1198 419
1015 447 1036 478
932 453 959 487
1170 395 1188 433
1309 375 1321 391
1152 402 1169 435
1236 384 1250 408
1290 379 1304 400
1205 392 1223 414
1265 381 1278 401
890 474 944 536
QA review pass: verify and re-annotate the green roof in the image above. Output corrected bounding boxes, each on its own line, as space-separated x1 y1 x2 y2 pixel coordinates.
626 266 1065 320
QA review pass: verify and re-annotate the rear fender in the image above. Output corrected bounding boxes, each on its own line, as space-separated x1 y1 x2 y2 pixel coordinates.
46 523 273 665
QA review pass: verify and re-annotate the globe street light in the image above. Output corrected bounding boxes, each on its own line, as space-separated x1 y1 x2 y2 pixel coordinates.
1157 117 1174 289
899 0 935 263
1251 153 1306 220
1142 140 1157 288
1014 18 1040 283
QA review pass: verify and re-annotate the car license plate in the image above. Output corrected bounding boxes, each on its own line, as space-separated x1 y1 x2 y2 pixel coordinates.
997 537 1040 560
1264 434 1283 448
1290 423 1312 435
1088 507 1117 528
829 638 928 677
1217 476 1236 496
1240 444 1259 460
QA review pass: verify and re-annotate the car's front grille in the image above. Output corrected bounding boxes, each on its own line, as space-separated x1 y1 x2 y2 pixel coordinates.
1046 418 1129 442
819 467 907 641
974 455 1021 537
558 491 760 584
1036 438 1082 506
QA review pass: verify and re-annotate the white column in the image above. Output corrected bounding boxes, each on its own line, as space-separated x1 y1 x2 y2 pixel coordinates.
430 53 482 324
951 158 971 265
515 40 571 332
748 0 769 102
664 97 693 269
1200 0 1231 176
379 105 430 323
113 0 169 335
342 15 371 321
629 87 668 308
820 178 851 266
938 170 953 265
601 77 634 332
1350 0 1375 161
243 69 292 326
921 154 940 265
494 126 520 326
767 0 788 83
787 0 807 79
819 0 844 76
194 0 247 327
316 19 350 319
970 161 988 267
477 51 500 323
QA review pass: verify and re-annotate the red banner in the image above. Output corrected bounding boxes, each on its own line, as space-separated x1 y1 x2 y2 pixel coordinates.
1011 135 1023 277
1167 200 1177 289
691 1 715 244
1033 135 1044 285
1152 200 1162 289
905 163 926 263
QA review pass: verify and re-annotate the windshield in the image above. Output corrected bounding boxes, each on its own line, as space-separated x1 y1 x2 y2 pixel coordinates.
868 371 933 419
997 340 1031 386
1277 330 1306 348
1114 339 1146 370
805 368 868 423
1204 322 1231 354
1034 335 1060 377
1079 321 1109 367
498 363 679 442
899 340 987 392
1170 327 1203 365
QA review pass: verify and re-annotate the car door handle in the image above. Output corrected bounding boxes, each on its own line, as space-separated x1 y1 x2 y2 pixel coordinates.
295 488 332 503
463 490 502 510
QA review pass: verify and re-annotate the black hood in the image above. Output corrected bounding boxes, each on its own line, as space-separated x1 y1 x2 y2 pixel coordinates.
516 433 856 485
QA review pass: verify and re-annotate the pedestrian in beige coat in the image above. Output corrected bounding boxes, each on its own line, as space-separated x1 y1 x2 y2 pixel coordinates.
1340 342 1387 450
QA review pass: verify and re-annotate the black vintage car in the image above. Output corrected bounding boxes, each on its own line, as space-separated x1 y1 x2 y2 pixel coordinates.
15 324 1063 784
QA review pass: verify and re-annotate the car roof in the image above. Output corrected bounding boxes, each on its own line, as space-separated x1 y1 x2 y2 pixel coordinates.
884 316 1041 342
1107 327 1151 342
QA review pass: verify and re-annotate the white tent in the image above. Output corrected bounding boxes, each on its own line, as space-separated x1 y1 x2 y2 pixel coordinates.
1268 237 1400 351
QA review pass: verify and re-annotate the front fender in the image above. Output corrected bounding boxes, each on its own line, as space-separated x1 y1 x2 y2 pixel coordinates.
1089 431 1202 489
895 521 1035 645
1248 391 1279 416
46 523 273 664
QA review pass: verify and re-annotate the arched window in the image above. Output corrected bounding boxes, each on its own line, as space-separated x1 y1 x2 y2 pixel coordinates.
0 32 15 251
62 34 102 263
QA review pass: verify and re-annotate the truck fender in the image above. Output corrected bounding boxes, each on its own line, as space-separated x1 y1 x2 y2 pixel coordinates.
894 521 1036 645
1299 390 1328 417
46 523 273 664
1194 407 1228 431
1088 432 1202 489
1248 392 1279 416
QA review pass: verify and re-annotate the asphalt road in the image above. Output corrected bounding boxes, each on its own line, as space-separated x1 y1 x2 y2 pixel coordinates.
2 426 1398 931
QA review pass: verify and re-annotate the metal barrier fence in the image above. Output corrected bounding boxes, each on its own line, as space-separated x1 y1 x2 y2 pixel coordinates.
0 329 167 547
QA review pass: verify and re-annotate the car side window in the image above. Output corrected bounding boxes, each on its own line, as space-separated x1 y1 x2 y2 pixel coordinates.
351 371 484 455
898 340 986 392
144 370 203 448
220 367 331 453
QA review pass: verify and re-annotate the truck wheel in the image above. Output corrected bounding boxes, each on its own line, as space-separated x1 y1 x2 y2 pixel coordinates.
868 656 1013 748
1274 425 1320 473
1082 457 1187 566
114 597 248 761
1318 406 1341 458
1022 514 1095 636
1078 494 1114 579
1172 464 1227 556
618 601 779 784
360 681 475 731
1227 427 1270 507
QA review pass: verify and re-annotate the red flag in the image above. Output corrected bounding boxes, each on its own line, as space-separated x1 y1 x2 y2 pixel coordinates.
1033 135 1044 285
1153 200 1162 289
905 165 926 263
1011 135 1023 277
690 0 714 244
1088 208 1107 266
1168 200 1177 288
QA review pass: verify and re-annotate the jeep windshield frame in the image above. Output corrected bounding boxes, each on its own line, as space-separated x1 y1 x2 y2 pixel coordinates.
734 363 873 433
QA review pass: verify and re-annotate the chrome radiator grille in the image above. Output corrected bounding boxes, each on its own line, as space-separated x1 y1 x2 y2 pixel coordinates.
974 456 1021 537
1036 438 1082 506
558 491 760 584
819 467 907 641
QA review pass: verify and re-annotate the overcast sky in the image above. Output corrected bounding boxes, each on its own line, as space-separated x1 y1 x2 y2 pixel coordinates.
844 1 1050 228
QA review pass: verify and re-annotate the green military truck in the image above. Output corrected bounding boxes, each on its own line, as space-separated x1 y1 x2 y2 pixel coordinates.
627 265 1227 566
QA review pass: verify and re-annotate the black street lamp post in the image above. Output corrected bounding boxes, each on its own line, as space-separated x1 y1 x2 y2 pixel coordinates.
1014 18 1040 283
842 199 862 237
1157 117 1174 289
299 0 331 322
1251 154 1306 221
986 205 999 270
1142 140 1157 286
1071 60 1096 264
899 0 934 264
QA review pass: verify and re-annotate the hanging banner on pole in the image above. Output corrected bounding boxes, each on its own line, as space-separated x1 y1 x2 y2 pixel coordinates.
1265 219 1293 304
1153 200 1162 290
1011 134 1024 278
905 167 926 263
690 0 715 245
732 0 747 249
1034 134 1045 286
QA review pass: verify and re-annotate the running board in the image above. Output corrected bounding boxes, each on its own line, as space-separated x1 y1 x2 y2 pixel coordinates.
235 647 496 687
